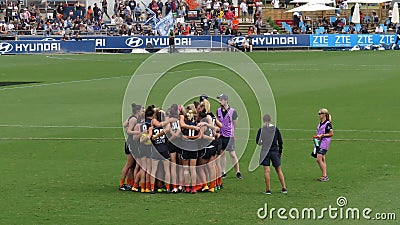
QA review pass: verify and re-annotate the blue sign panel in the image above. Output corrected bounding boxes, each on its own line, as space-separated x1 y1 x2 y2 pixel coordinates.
221 35 310 48
19 35 310 49
0 40 95 54
309 34 397 48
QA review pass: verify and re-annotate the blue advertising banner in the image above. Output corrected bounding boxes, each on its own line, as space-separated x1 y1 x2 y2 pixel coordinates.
0 40 95 54
19 35 310 49
18 34 397 49
309 34 397 48
221 35 310 48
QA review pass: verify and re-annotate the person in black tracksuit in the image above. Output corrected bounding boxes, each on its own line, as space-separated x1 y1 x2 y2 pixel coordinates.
256 114 287 195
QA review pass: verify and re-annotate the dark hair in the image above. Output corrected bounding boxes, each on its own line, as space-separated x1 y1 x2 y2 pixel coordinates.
156 109 165 122
131 103 142 115
145 105 155 117
193 101 200 109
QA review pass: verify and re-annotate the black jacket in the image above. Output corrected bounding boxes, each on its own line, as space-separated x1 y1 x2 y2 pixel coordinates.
256 124 283 154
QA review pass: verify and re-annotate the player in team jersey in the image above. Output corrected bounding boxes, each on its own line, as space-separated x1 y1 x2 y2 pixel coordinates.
149 109 171 194
119 103 142 191
196 101 217 192
200 99 222 192
137 105 155 193
180 104 202 193
164 104 182 193
131 112 144 192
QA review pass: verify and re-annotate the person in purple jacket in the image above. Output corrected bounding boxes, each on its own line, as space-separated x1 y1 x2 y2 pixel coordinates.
315 108 334 182
216 94 242 179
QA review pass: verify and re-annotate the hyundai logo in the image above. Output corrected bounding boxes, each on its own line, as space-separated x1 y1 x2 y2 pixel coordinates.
232 37 245 46
125 37 144 48
0 42 13 54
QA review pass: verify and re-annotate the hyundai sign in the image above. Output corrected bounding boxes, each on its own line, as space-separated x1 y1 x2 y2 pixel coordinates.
0 40 95 54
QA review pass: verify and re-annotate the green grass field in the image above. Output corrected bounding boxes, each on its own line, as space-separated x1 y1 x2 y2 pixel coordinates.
1 52 399 224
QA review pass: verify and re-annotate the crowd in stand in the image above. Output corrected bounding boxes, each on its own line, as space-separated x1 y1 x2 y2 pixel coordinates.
0 0 265 36
290 1 395 35
0 0 395 36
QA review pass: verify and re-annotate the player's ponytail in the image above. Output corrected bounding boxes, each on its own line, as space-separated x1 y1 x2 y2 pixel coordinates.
327 113 332 122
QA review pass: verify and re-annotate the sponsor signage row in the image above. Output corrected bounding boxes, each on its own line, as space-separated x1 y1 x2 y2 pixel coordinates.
2 34 396 54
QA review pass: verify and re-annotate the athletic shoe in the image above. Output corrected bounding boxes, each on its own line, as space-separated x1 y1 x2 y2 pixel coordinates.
119 184 127 191
178 186 183 193
201 185 210 192
166 189 171 194
131 187 140 192
185 187 191 193
264 190 271 195
216 185 220 190
318 176 329 182
209 188 215 193
281 188 288 194
157 189 163 193
150 189 156 194
172 188 178 193
220 184 223 189
191 189 197 194
125 185 132 191
221 173 227 178
140 188 145 193
236 172 243 179
144 189 151 193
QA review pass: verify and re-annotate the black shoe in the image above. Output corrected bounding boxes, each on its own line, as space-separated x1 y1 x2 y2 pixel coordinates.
150 189 156 194
236 172 243 179
220 184 223 189
221 173 227 178
264 190 271 195
282 188 288 194
119 184 127 191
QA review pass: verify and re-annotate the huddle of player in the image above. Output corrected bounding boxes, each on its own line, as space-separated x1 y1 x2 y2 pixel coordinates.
119 96 225 194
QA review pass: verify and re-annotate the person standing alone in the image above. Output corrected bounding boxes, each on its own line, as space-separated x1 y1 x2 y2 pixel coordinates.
315 108 333 182
256 114 287 194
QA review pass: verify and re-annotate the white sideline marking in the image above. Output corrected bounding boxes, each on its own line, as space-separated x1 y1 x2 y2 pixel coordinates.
1 137 399 142
0 124 120 129
1 124 400 133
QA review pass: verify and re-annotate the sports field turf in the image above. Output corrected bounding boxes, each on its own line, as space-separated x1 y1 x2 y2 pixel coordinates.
0 52 399 224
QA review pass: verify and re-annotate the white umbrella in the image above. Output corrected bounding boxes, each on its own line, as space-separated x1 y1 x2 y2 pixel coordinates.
351 3 360 24
347 0 389 3
286 3 337 12
392 2 399 24
290 0 334 3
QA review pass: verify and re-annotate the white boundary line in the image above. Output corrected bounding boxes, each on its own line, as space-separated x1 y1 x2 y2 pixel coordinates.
0 124 120 129
1 137 399 142
1 124 399 133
